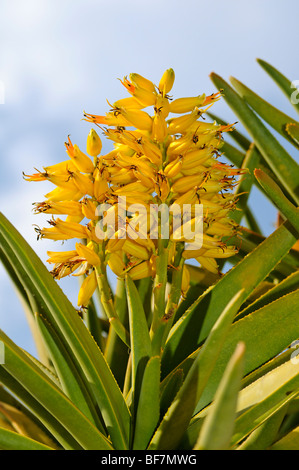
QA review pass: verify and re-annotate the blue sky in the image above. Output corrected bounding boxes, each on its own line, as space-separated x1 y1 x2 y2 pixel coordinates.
1 0 299 355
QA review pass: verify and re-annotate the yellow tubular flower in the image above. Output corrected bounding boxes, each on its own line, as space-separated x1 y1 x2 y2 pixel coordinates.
65 136 94 174
128 260 153 280
46 250 78 263
119 108 153 131
86 129 102 157
130 73 156 93
158 68 175 95
107 252 126 277
75 242 101 266
77 270 97 307
169 94 206 114
28 69 242 303
152 108 168 142
33 201 83 217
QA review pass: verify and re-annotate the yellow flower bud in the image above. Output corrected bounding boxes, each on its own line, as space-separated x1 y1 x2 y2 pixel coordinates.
155 95 170 118
181 265 190 295
81 198 98 220
107 252 126 277
93 168 109 201
164 156 183 178
151 109 168 142
196 256 219 274
77 271 97 306
128 261 152 280
159 68 175 95
86 129 102 157
122 239 150 260
168 107 202 135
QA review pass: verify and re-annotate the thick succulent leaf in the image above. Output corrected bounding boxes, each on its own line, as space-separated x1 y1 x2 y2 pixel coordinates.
0 367 82 450
257 59 299 115
105 278 130 389
35 313 103 430
231 357 299 447
125 275 152 414
231 143 261 225
0 401 59 449
285 122 299 145
0 330 113 450
254 168 299 233
196 288 299 412
237 270 299 320
194 342 245 450
269 426 299 450
0 427 55 450
0 212 130 449
159 368 184 417
230 76 299 148
210 73 299 204
0 246 51 366
181 348 293 449
133 356 160 450
162 220 298 377
148 290 245 450
236 406 287 450
220 141 245 167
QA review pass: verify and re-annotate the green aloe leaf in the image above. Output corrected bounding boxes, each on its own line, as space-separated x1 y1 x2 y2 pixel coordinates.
125 275 152 414
231 356 299 447
210 73 299 204
0 427 55 450
0 330 113 450
231 143 261 225
194 342 245 450
269 426 299 450
285 122 299 145
237 270 299 320
0 367 82 450
0 212 131 449
35 313 103 431
162 220 298 377
105 278 130 390
133 356 160 450
220 141 245 167
257 59 299 115
230 76 299 148
196 288 299 413
0 401 59 449
149 290 245 450
0 246 51 367
254 168 299 233
236 406 287 450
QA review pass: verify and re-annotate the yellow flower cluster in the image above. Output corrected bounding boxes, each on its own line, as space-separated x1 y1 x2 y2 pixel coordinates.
25 69 242 308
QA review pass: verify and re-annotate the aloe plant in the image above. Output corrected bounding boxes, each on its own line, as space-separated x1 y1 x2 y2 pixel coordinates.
0 62 299 451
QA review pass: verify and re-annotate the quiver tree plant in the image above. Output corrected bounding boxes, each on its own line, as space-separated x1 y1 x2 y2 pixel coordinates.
0 62 298 450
